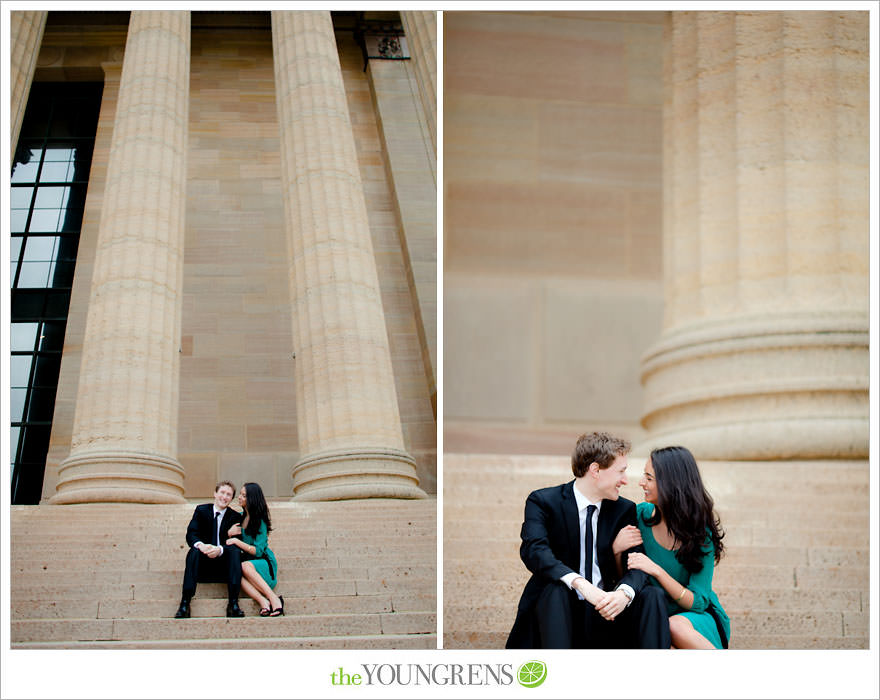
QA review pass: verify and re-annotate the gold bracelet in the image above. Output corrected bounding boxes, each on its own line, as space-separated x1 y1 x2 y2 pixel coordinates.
675 587 687 603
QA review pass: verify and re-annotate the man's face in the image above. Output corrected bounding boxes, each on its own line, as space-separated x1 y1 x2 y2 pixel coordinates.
594 453 628 501
214 485 234 510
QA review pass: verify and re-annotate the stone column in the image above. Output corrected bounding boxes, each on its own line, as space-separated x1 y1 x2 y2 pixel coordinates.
640 11 869 460
10 10 47 156
271 11 425 500
399 11 437 156
366 45 437 417
51 11 190 503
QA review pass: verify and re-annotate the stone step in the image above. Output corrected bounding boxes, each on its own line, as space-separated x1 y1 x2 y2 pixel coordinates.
12 578 437 601
11 549 437 573
443 505 869 526
16 537 435 551
442 456 869 480
444 604 868 640
442 480 872 501
11 501 437 516
443 543 868 568
13 592 436 620
442 630 870 651
11 566 437 589
12 611 437 643
446 559 869 592
13 633 438 650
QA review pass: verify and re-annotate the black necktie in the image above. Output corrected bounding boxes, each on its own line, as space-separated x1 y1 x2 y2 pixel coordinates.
584 504 596 584
213 511 221 546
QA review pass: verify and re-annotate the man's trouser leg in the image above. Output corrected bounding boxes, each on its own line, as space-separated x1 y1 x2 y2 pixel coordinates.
181 546 201 600
617 585 671 648
535 581 578 648
224 545 242 601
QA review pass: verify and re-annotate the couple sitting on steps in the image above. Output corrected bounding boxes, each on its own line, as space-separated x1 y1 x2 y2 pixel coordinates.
174 480 284 619
507 431 730 649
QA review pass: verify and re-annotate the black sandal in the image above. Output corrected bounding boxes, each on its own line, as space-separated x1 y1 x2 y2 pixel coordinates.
269 595 284 617
259 607 271 617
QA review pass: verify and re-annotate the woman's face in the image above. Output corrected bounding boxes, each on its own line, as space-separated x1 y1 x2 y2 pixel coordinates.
238 487 247 508
639 458 658 504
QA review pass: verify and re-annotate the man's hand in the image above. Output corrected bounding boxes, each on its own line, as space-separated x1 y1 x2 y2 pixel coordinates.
593 589 628 621
197 543 221 558
571 577 601 606
627 552 660 577
612 525 642 555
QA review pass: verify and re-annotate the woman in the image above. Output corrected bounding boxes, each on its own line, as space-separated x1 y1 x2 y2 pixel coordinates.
226 482 283 617
614 446 730 648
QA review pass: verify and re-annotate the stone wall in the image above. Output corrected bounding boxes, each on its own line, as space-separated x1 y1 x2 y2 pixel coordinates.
444 11 665 449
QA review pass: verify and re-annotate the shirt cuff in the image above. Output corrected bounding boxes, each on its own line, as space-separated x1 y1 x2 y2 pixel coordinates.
561 572 580 590
616 583 635 606
194 541 203 549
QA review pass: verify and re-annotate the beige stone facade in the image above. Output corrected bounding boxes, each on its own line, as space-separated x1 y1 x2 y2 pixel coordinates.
445 11 665 451
15 10 436 502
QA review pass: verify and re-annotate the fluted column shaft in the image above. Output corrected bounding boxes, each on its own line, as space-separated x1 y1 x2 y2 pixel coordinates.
400 11 437 155
641 11 868 459
10 11 47 156
52 11 190 503
271 11 425 500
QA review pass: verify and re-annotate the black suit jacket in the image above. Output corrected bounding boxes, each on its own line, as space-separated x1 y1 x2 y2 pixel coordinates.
506 480 649 648
185 503 243 551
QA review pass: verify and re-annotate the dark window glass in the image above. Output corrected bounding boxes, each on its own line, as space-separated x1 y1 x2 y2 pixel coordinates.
10 82 102 505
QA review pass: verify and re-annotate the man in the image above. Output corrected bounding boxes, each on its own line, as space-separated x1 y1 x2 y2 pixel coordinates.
174 480 245 618
506 432 670 648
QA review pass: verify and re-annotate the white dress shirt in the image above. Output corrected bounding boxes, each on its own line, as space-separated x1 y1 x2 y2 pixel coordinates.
561 483 635 604
194 506 227 555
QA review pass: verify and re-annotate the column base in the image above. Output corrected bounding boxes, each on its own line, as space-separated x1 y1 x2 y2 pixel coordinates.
49 450 186 504
639 311 868 460
291 447 427 501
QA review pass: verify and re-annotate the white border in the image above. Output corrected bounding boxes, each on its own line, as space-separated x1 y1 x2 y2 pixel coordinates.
2 2 878 699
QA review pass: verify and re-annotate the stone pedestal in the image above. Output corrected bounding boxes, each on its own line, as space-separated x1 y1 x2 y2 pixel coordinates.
52 12 191 503
10 10 47 155
271 11 425 500
640 11 869 459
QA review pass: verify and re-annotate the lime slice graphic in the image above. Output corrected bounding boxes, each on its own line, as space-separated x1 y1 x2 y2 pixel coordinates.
517 660 547 688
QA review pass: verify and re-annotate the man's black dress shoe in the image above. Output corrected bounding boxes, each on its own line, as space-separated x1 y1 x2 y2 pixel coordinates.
174 600 191 619
226 600 245 618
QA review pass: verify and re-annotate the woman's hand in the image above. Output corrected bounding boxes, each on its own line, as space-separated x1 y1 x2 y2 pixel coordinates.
225 537 241 547
227 523 241 537
627 552 661 577
612 525 643 555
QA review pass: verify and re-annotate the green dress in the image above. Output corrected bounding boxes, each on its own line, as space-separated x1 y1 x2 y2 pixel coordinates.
241 519 278 589
636 502 730 648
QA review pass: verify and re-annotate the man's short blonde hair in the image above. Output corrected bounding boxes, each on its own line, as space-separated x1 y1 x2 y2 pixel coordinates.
571 432 631 478
214 480 235 494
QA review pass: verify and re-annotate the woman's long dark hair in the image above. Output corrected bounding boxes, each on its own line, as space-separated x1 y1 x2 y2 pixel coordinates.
645 446 724 573
242 482 272 538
